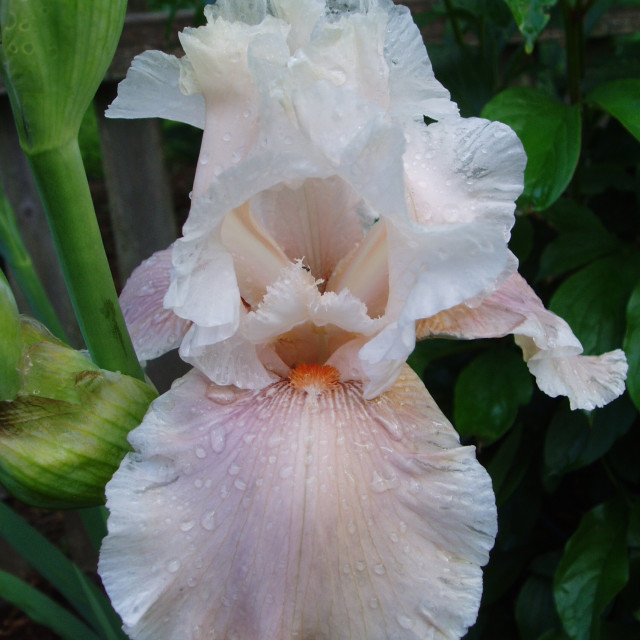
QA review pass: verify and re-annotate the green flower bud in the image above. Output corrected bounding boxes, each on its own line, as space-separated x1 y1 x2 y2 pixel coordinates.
0 271 20 401
0 318 157 508
0 0 127 153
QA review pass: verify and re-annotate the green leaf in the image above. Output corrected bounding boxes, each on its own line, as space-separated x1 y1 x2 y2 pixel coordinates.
550 252 640 355
504 0 558 52
587 79 640 142
516 574 561 640
454 348 533 443
486 423 532 506
0 270 21 400
0 501 125 639
554 502 629 640
543 395 636 483
482 88 581 211
538 232 619 280
0 569 101 640
623 277 640 411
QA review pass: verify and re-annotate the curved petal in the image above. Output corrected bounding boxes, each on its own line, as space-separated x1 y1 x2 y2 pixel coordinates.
404 117 525 235
106 51 205 129
100 365 496 640
119 247 191 361
418 273 628 410
384 3 458 123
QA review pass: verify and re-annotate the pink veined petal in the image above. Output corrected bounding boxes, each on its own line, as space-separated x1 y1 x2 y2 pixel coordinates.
251 176 368 285
418 272 628 410
99 365 496 640
119 247 192 361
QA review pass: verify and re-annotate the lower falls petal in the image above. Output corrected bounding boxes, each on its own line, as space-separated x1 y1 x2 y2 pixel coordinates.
99 365 496 640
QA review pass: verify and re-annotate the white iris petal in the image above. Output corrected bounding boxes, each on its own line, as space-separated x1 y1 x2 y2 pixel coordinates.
101 1 625 639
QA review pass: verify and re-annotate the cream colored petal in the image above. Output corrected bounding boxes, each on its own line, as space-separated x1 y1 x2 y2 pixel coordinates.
100 366 496 640
251 177 367 284
179 14 290 196
119 247 191 361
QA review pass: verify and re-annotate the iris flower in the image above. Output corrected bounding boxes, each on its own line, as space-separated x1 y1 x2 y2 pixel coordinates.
98 1 627 639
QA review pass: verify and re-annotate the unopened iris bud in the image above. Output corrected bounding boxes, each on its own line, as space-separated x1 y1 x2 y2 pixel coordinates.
0 0 127 153
0 271 21 401
0 318 157 509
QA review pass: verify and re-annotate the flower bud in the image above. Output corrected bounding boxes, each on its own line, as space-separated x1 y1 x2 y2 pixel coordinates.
0 318 157 508
0 0 127 152
0 271 20 401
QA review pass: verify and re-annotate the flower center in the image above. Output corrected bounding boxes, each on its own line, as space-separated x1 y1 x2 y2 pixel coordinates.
289 363 341 392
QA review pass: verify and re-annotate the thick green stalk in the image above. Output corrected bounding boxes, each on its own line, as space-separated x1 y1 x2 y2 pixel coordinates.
27 140 144 380
0 188 67 341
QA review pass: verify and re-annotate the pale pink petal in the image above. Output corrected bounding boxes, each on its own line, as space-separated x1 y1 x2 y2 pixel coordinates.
404 117 525 234
119 248 191 361
100 366 496 640
419 273 628 410
179 12 290 197
252 176 367 285
525 348 627 411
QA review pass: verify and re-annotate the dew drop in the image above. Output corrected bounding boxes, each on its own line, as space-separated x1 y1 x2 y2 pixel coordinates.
22 42 33 54
206 385 237 404
199 152 210 165
222 131 232 142
396 615 414 630
347 522 356 535
200 510 216 531
167 559 181 573
234 478 247 491
180 520 195 532
355 561 366 572
194 478 203 488
210 426 226 453
195 446 207 459
342 563 351 575
390 532 399 543
228 463 241 476
374 563 386 576
279 466 293 479
368 598 379 609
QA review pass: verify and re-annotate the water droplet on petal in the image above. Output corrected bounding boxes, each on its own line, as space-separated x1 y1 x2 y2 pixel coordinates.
279 466 293 479
222 132 232 142
397 615 414 630
368 598 379 609
355 561 366 572
210 426 226 453
228 463 241 476
167 559 181 573
195 446 207 459
201 510 216 531
374 563 386 575
199 152 210 165
180 520 195 532
206 385 238 404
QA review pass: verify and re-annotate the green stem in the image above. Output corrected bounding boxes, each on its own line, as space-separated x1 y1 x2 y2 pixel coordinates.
27 140 144 380
0 189 68 341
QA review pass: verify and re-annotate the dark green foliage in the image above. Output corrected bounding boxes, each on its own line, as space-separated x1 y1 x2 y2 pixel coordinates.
418 0 640 637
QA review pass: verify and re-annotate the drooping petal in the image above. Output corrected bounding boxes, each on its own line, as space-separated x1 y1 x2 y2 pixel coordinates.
119 247 191 361
106 51 205 128
100 365 496 640
418 273 628 410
